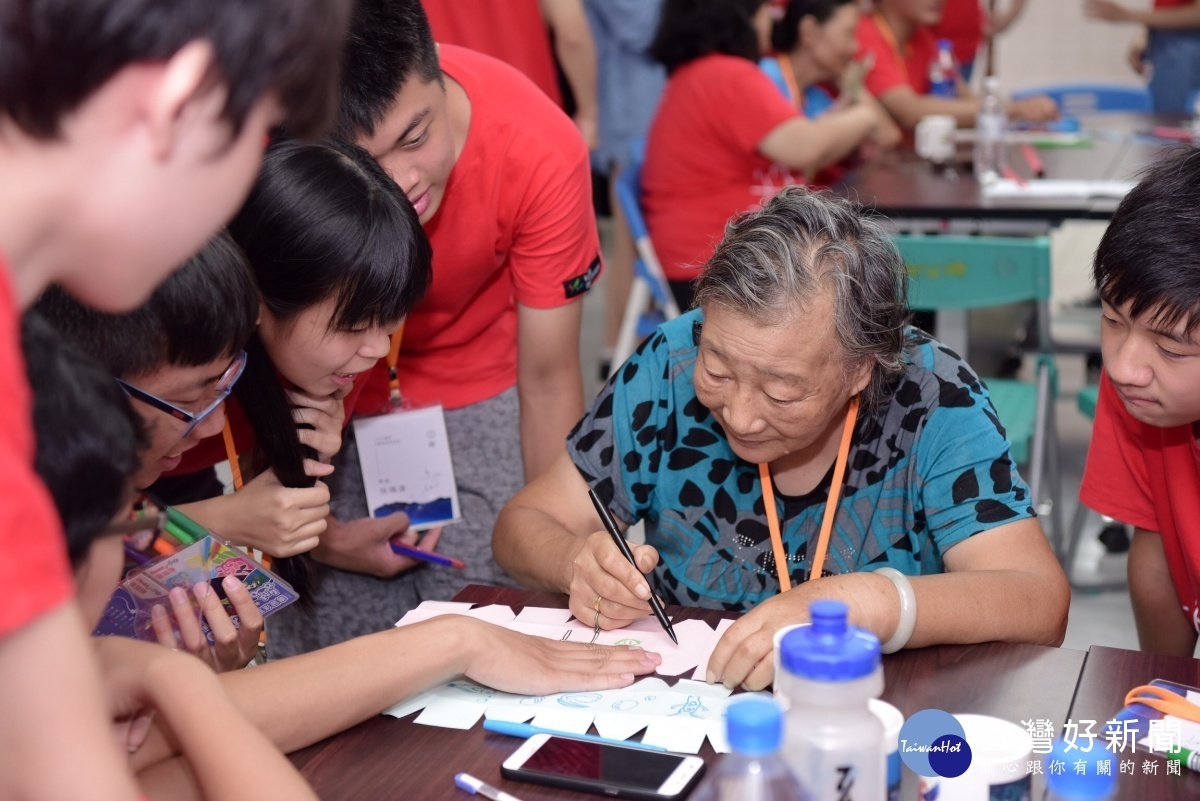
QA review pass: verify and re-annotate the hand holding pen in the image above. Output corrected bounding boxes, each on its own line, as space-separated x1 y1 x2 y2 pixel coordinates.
583 489 678 644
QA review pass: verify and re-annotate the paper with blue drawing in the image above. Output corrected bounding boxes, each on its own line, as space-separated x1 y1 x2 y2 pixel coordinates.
384 601 756 753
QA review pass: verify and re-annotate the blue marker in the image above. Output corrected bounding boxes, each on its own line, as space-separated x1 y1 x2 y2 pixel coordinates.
389 540 466 570
483 719 668 752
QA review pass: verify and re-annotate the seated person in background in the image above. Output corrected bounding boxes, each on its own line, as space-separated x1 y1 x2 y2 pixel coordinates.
38 235 265 671
24 312 320 801
761 0 897 127
152 138 434 613
1079 147 1200 657
760 0 903 183
859 0 1057 130
643 0 897 311
493 187 1069 691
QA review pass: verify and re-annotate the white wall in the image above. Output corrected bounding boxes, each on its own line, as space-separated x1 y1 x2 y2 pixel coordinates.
993 0 1153 92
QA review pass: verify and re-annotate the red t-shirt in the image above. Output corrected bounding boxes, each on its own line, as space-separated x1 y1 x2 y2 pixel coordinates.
1080 373 1200 633
932 0 983 67
642 55 800 282
170 378 368 475
1156 0 1191 8
354 46 601 417
422 0 562 106
0 258 73 636
858 14 939 98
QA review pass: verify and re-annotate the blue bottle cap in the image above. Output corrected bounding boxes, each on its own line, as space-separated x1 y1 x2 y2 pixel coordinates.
725 697 784 757
1044 738 1117 799
937 38 953 51
779 600 880 682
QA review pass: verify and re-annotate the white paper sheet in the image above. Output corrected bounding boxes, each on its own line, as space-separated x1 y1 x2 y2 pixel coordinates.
383 676 761 753
353 406 461 530
385 602 752 753
395 601 735 679
981 178 1135 200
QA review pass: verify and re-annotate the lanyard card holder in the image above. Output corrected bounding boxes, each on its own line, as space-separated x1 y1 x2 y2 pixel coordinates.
352 402 462 532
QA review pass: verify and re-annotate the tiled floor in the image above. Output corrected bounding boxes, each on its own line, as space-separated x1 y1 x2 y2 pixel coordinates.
582 216 1147 655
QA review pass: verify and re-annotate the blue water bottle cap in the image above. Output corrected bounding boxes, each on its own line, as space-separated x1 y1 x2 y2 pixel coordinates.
937 38 953 52
779 600 880 682
725 697 784 758
1044 738 1117 799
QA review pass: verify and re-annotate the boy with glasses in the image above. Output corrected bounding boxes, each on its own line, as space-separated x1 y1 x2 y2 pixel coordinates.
0 2 350 797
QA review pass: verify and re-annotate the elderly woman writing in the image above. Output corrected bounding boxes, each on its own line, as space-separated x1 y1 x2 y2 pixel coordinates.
493 188 1068 690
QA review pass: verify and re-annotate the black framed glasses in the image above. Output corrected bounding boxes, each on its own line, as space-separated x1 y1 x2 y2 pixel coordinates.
116 351 247 438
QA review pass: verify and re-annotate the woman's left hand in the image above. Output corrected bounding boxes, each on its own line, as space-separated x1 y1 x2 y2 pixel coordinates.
288 389 347 463
705 572 895 691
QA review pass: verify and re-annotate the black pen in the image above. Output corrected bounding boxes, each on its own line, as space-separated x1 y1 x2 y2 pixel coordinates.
587 489 678 645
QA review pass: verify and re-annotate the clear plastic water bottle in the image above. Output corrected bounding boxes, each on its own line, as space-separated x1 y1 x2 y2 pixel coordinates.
929 39 959 98
973 76 1008 182
777 600 885 801
1044 737 1117 800
690 697 810 801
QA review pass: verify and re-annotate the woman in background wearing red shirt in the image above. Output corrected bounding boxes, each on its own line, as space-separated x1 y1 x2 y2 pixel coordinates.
642 0 896 310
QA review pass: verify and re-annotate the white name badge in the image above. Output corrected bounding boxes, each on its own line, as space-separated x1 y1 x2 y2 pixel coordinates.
352 404 461 531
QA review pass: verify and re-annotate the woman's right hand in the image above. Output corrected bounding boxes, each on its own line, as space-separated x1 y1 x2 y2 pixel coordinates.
565 530 660 632
223 468 330 556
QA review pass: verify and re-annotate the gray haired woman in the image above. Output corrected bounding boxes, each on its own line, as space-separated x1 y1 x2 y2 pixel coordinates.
494 187 1068 690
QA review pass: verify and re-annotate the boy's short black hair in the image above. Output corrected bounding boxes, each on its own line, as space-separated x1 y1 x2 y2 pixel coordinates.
34 232 258 380
650 0 769 75
335 0 442 141
1094 147 1200 337
0 0 351 140
23 312 144 565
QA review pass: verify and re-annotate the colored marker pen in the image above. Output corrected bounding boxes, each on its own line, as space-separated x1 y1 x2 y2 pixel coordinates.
390 541 466 570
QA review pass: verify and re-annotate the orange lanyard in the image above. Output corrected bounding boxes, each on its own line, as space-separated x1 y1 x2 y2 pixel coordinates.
1126 685 1200 724
872 12 910 85
221 419 245 491
774 55 804 113
760 397 860 590
387 322 406 408
221 417 270 571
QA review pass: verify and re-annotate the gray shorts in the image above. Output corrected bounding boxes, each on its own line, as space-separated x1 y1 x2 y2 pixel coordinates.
266 387 524 657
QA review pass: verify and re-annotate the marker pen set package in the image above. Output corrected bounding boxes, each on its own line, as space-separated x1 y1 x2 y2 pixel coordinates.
94 535 298 644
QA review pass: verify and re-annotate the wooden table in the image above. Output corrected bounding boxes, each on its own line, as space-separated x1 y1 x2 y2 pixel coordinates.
289 585 1091 800
1061 646 1200 800
834 114 1183 223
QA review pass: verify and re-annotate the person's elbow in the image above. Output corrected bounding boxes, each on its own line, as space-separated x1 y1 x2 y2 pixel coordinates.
1028 560 1071 647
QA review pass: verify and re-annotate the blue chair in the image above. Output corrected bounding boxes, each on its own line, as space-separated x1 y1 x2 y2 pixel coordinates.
1012 82 1152 115
895 234 1064 549
613 139 680 366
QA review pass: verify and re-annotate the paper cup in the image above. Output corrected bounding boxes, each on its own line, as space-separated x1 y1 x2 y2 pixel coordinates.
915 114 957 163
935 714 1034 800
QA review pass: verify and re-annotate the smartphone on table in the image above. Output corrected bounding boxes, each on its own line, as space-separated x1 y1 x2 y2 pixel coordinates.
501 734 706 800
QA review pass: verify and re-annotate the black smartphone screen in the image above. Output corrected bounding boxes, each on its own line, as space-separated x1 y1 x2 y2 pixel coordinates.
521 738 684 790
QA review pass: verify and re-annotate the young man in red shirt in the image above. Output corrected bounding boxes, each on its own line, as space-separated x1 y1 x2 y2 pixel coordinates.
1080 147 1200 657
272 0 604 654
858 0 1056 129
0 2 348 797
